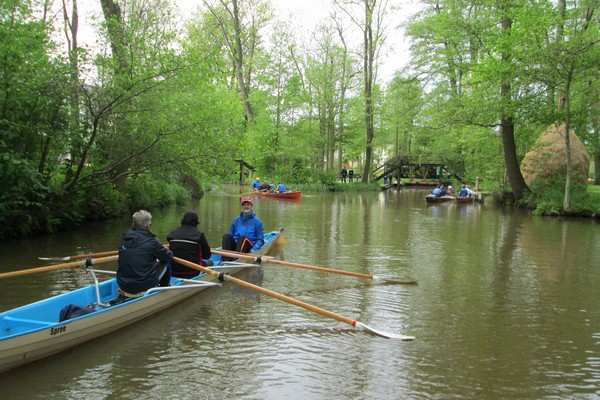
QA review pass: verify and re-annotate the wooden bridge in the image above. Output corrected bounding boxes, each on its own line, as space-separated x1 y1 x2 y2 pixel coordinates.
372 154 460 183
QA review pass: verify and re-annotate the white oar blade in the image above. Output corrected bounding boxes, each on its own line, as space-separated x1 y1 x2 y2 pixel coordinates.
38 257 70 261
372 276 418 285
355 322 415 341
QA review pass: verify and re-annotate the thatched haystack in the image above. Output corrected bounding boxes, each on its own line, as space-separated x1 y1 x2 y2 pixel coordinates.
521 123 590 188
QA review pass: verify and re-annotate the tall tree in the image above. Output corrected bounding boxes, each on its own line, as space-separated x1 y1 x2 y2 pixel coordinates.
61 0 182 192
406 0 532 197
304 21 356 172
550 1 597 210
335 0 388 183
498 0 529 200
0 0 74 236
202 0 272 123
382 74 424 157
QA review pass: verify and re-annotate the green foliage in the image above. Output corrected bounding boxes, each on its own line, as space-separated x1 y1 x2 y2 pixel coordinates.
493 179 600 216
587 185 600 195
0 146 84 239
80 185 129 221
125 175 191 211
2 0 599 239
531 188 600 217
300 171 338 191
529 174 588 194
0 150 51 238
291 180 379 193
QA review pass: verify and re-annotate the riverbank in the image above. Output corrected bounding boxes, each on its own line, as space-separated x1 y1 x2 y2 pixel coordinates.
490 184 600 218
2 187 599 399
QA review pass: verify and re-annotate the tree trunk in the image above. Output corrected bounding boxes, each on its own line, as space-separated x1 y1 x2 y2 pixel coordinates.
362 0 374 183
100 0 128 74
562 71 574 211
595 149 600 185
500 103 528 199
232 0 254 123
98 0 131 192
57 0 81 180
500 12 528 200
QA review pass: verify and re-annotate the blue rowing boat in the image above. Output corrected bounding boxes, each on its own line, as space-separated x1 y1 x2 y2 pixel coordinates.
0 229 283 374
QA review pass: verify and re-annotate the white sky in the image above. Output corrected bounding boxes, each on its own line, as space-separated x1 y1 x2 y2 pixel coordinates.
77 0 420 82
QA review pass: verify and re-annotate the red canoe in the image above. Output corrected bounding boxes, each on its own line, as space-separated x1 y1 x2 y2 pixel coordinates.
260 191 302 200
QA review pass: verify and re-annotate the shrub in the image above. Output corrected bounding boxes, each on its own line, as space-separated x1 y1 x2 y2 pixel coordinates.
80 184 129 220
126 174 191 211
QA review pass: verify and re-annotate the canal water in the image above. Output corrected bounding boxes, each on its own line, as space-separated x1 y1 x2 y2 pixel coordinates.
0 187 599 399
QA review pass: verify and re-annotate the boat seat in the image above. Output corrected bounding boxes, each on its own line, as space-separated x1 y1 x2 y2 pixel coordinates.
117 288 146 298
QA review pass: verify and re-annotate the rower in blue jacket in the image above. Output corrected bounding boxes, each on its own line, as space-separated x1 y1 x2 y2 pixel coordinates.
221 197 265 260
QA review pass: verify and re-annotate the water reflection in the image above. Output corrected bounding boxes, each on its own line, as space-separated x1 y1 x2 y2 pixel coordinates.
0 187 599 399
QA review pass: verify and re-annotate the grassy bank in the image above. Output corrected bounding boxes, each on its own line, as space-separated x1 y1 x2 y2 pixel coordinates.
490 184 600 217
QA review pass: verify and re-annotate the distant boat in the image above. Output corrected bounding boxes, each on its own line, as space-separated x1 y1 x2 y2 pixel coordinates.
456 195 484 204
426 194 482 204
455 196 475 204
425 194 455 203
259 191 301 200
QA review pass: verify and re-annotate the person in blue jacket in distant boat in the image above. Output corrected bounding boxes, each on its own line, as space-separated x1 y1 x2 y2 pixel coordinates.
277 181 286 193
251 177 261 191
221 197 265 261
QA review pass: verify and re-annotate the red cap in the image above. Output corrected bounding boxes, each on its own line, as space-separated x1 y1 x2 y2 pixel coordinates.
241 196 253 204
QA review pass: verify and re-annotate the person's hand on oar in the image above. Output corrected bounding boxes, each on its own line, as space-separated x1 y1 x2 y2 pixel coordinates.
173 257 414 340
210 249 417 285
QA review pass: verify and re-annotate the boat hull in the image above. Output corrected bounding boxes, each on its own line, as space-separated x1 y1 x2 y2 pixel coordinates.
425 194 455 203
260 191 301 200
0 229 283 374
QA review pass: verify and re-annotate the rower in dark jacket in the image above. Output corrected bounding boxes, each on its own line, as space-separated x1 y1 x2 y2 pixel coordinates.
117 210 173 296
167 211 213 278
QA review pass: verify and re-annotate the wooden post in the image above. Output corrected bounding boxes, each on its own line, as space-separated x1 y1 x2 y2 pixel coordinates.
475 176 480 191
239 159 244 186
235 159 255 187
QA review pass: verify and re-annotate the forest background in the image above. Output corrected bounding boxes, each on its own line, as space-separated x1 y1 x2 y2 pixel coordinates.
1 0 599 239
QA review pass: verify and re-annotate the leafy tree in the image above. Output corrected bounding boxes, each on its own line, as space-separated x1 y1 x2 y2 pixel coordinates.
381 74 424 157
202 0 273 124
304 22 358 172
527 0 599 210
0 0 76 236
335 0 388 182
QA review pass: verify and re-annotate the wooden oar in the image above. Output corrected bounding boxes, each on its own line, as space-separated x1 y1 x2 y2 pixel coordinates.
0 256 118 279
39 250 119 262
39 242 174 261
174 256 414 340
211 249 417 285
